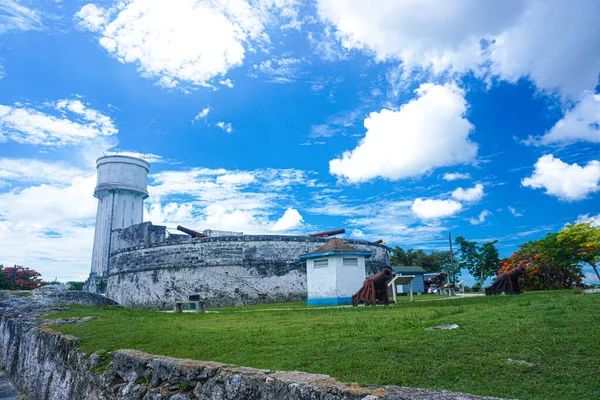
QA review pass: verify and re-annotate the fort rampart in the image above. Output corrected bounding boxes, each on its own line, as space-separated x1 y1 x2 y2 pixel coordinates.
105 223 390 309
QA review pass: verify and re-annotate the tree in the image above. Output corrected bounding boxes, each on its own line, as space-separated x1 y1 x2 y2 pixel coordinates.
455 237 499 288
500 225 592 291
557 222 600 282
0 264 8 289
0 265 45 290
390 246 453 276
67 281 85 291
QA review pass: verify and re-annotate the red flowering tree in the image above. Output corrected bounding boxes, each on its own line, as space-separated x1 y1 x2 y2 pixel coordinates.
499 228 587 291
0 265 45 290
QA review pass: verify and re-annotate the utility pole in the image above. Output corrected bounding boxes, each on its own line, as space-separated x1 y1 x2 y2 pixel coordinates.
13 265 17 290
448 233 456 285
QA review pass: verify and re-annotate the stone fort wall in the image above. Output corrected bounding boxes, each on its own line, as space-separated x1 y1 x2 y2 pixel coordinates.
106 222 390 309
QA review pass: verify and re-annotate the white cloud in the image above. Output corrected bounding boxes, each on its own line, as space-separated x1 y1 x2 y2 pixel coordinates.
0 98 117 147
147 166 313 234
0 161 98 282
219 79 234 88
74 3 107 32
452 183 484 202
576 213 600 227
216 172 255 185
522 155 600 201
75 0 299 88
272 207 303 231
316 0 600 98
508 206 523 217
536 92 600 145
252 57 302 83
329 83 476 182
469 210 491 225
216 121 233 133
443 172 471 181
411 198 462 220
195 107 211 120
0 158 86 187
0 1 44 34
104 151 164 164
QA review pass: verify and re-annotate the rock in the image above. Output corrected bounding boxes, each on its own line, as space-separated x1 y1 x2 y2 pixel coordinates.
33 283 74 293
506 359 534 367
425 324 460 330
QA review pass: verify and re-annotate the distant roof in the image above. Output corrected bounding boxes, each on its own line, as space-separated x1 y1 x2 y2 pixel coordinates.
392 266 427 274
299 238 372 259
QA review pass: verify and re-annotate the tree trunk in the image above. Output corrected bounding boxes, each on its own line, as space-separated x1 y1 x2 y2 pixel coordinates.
590 263 600 283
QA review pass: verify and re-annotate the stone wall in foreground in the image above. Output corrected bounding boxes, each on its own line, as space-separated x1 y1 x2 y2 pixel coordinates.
107 234 390 309
0 292 500 400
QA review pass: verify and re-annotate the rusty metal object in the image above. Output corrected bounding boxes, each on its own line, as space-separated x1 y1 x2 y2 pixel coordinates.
373 239 383 244
485 266 525 295
308 229 346 238
352 268 393 306
176 225 208 238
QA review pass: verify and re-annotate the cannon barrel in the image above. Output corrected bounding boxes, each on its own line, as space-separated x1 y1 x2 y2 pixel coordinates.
351 268 393 306
496 266 525 280
373 239 383 244
308 229 345 237
371 268 393 286
176 225 208 238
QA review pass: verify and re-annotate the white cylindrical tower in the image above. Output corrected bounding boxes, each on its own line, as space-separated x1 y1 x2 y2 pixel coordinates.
89 155 150 279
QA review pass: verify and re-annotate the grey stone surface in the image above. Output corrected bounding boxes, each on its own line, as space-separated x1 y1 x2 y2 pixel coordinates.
0 292 505 400
105 230 390 309
0 369 21 399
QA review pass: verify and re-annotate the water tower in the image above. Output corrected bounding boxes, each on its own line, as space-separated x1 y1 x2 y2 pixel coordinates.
88 155 150 287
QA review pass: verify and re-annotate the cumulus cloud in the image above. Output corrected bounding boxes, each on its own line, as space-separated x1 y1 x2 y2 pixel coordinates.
0 161 98 282
535 92 600 145
522 155 600 201
576 213 600 227
329 83 476 182
469 210 491 225
147 166 313 234
272 207 304 231
75 0 299 88
216 122 233 133
316 0 600 98
443 172 471 181
411 198 462 220
0 98 117 147
452 183 484 202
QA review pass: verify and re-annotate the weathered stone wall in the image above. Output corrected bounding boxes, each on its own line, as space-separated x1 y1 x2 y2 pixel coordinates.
0 292 500 400
107 235 390 309
111 222 167 253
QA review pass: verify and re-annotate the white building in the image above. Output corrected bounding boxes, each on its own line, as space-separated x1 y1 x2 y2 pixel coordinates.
86 155 149 292
299 238 371 305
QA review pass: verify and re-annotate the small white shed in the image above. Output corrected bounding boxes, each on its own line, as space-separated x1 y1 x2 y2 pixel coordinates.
299 238 371 306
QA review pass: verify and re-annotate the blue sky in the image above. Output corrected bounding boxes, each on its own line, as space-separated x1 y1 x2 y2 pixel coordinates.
0 0 599 285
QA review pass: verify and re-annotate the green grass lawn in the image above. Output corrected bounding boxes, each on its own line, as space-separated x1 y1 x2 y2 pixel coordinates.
46 291 600 399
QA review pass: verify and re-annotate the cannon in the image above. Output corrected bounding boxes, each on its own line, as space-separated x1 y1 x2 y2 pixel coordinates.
352 268 393 306
373 239 383 244
485 266 525 295
176 225 209 238
308 229 345 238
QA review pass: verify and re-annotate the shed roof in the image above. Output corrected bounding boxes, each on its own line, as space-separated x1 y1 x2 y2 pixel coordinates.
392 266 427 274
299 238 372 259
